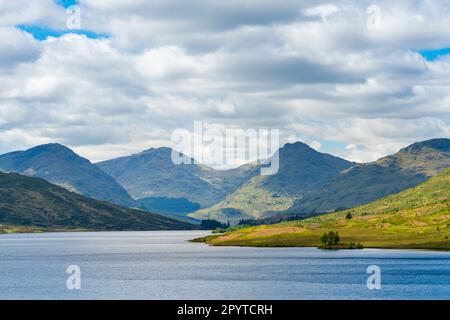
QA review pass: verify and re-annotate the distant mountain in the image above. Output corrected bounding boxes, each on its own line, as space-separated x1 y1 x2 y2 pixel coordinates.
136 196 201 223
137 196 201 214
0 171 195 231
190 142 354 222
202 167 450 250
284 138 450 217
96 147 259 210
0 144 135 207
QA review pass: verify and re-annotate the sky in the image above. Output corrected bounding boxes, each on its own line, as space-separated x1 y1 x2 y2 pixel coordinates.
1 0 450 164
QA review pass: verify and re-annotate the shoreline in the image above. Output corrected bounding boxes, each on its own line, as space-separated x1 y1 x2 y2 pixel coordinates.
192 234 450 252
2 228 448 252
0 225 205 235
1 229 448 252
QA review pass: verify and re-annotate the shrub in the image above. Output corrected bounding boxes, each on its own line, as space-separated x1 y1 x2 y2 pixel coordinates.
321 233 329 245
321 231 340 246
348 242 364 249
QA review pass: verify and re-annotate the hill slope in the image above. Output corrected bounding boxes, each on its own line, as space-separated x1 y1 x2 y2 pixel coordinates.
201 168 450 250
96 147 259 209
190 142 353 222
284 138 450 216
0 144 135 207
0 171 195 232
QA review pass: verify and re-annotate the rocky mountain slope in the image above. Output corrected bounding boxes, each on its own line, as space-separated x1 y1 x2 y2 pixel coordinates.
0 144 135 207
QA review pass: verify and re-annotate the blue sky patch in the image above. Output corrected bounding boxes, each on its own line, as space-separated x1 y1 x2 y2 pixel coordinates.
320 140 348 150
17 24 108 41
57 0 78 8
418 48 450 61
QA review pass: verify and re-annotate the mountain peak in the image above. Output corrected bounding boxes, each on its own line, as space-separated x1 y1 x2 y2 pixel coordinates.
401 138 450 153
27 143 76 156
0 143 135 207
282 141 315 150
279 141 317 157
140 146 173 155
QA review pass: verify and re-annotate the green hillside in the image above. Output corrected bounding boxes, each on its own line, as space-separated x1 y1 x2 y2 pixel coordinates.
285 138 450 216
199 168 450 250
190 142 353 222
0 171 195 233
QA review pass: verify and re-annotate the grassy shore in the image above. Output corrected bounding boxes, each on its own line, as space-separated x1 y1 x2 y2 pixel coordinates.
194 169 450 251
0 224 91 234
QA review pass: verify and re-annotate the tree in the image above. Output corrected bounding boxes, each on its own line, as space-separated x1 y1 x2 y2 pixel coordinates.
321 233 329 245
321 231 340 246
200 219 227 230
345 213 353 220
334 232 340 244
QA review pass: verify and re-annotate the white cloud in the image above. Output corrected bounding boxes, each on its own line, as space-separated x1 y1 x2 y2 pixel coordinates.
303 4 339 22
0 0 450 163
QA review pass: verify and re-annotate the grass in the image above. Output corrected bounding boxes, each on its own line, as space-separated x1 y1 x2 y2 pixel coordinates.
195 168 450 251
0 224 90 234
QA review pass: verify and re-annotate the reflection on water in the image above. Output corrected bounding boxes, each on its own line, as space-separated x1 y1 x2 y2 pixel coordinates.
0 231 449 300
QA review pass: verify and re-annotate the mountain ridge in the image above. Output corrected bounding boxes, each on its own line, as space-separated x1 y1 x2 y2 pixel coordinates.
0 171 195 232
2 138 449 225
96 147 260 210
282 138 450 217
0 143 136 207
190 141 354 222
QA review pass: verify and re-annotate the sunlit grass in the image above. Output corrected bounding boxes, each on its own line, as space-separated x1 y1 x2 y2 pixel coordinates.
197 168 450 250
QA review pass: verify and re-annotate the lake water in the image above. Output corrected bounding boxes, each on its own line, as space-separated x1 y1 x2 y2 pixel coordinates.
0 230 449 300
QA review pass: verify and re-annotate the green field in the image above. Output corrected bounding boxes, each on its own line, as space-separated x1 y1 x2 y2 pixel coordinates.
197 168 450 250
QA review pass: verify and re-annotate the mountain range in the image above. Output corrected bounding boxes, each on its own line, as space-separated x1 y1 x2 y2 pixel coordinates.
189 142 354 222
1 138 449 227
281 138 450 217
96 147 259 210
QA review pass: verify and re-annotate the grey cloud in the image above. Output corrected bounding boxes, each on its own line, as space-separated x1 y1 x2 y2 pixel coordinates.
221 55 365 86
0 1 450 163
0 28 41 68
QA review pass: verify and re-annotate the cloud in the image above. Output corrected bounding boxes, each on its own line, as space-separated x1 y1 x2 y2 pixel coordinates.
303 4 339 22
0 0 450 163
0 0 66 28
0 27 41 68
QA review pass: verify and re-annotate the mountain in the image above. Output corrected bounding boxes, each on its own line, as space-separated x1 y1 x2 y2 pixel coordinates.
0 143 135 207
0 171 195 232
190 142 354 222
199 167 450 250
96 147 259 210
284 138 450 216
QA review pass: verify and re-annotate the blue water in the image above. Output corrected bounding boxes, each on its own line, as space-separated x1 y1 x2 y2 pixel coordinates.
0 231 449 300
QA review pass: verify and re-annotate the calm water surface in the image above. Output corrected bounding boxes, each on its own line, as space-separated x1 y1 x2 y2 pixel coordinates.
0 231 449 299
